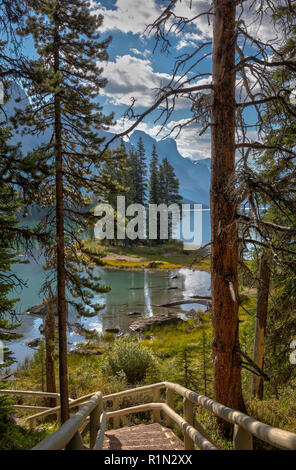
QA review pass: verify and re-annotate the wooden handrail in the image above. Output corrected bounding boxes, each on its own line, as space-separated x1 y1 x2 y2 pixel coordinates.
32 392 103 450
0 389 61 398
7 381 295 450
106 402 218 450
162 382 296 450
93 412 107 450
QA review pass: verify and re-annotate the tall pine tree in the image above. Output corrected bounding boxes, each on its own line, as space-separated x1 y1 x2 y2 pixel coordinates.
148 144 160 205
15 0 117 422
135 137 147 205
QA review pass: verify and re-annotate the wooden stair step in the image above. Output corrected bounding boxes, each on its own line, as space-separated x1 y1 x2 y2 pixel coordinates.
102 423 184 450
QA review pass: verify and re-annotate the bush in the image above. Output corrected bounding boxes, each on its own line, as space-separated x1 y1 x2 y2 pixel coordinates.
102 338 156 384
0 395 15 433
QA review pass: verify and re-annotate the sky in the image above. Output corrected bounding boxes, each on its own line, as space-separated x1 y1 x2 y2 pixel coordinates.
88 0 281 161
91 0 213 161
15 0 285 162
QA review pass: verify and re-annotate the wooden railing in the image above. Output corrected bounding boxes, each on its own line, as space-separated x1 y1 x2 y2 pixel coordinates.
32 392 104 450
0 389 74 427
2 382 296 450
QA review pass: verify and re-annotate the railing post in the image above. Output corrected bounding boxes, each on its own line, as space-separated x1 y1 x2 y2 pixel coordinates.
165 387 174 428
65 431 85 450
113 397 120 429
56 396 61 426
233 424 253 450
90 403 100 449
29 418 36 430
183 397 194 450
153 388 161 423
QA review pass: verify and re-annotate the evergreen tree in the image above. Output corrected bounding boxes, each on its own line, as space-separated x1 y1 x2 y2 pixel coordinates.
148 144 160 205
135 137 147 205
159 158 182 206
0 126 23 371
158 157 181 241
15 0 117 422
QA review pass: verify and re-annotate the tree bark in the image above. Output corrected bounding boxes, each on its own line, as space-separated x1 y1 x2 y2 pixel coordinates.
251 254 270 399
45 301 57 406
54 15 70 423
211 0 245 435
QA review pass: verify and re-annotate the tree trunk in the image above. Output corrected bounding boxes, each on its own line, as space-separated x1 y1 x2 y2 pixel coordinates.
211 0 245 435
251 254 270 399
45 301 57 406
54 17 69 424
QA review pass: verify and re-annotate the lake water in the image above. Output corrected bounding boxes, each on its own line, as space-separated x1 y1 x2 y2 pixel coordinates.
7 253 211 368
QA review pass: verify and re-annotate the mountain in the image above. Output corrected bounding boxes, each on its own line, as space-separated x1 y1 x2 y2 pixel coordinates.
2 84 210 207
129 130 210 205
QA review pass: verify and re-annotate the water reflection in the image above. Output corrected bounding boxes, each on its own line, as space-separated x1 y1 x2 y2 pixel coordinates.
8 258 211 366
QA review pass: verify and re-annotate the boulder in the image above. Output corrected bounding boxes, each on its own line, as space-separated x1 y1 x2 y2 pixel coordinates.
25 300 58 316
105 328 120 334
39 323 45 335
128 311 142 317
25 338 41 348
147 261 164 268
129 314 183 333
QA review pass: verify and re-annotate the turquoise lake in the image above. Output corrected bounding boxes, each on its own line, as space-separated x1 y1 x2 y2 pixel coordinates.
7 253 211 368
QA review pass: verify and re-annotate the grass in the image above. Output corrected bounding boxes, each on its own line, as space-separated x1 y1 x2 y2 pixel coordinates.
0 423 49 450
5 289 296 450
83 239 211 271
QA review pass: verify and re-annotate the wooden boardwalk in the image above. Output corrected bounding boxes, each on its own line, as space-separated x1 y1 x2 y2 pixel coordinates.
102 423 184 450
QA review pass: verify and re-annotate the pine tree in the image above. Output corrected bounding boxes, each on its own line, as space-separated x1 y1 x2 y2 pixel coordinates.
148 144 160 205
159 158 182 206
135 137 147 205
0 126 23 371
158 157 181 241
16 0 117 422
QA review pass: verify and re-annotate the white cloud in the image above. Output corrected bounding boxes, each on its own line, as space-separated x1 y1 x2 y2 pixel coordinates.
111 117 163 139
165 119 211 160
91 0 162 35
103 54 181 108
111 115 211 160
129 48 151 58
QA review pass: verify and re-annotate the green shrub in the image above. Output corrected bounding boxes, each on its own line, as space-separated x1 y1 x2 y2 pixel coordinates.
0 395 15 433
102 338 156 384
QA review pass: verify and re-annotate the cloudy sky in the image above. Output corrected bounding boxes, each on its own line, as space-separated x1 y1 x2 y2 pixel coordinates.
90 0 281 161
19 0 283 161
90 0 214 161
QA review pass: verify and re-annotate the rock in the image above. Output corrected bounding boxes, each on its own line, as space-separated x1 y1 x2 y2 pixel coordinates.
25 338 41 348
105 328 120 334
168 287 178 290
129 315 183 333
147 261 164 268
128 311 142 317
69 346 104 356
25 300 58 317
171 275 179 279
71 322 93 336
39 323 45 335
